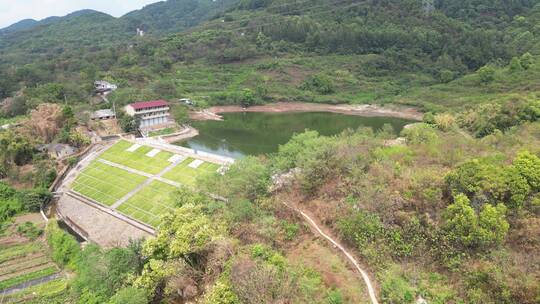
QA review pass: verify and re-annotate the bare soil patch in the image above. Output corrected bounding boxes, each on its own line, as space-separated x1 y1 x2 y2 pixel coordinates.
14 213 45 227
191 102 422 121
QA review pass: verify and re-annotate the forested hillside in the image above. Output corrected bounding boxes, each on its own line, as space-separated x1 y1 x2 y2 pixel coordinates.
1 0 539 111
1 0 540 303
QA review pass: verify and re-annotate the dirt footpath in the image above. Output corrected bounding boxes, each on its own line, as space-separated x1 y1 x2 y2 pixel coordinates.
190 102 423 121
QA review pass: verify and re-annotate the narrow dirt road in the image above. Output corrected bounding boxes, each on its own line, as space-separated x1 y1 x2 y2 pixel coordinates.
283 202 379 304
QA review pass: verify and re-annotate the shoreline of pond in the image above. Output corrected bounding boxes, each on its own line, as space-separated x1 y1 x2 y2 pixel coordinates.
189 102 424 122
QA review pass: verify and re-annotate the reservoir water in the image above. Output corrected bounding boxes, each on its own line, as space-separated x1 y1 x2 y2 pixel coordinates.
179 112 413 158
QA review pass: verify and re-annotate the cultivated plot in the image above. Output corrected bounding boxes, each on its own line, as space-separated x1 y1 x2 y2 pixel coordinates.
71 161 147 206
117 181 178 227
162 158 221 187
99 140 174 174
70 140 224 227
0 217 66 302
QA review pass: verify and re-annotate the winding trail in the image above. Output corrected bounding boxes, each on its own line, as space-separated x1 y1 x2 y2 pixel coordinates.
283 202 379 304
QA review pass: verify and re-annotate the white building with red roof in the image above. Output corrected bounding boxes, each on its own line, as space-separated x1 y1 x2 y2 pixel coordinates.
125 100 170 129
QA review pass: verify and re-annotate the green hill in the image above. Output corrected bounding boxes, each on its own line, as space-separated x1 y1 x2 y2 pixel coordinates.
2 1 540 303
0 0 539 111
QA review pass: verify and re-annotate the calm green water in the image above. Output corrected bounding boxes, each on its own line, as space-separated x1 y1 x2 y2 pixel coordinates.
179 112 412 158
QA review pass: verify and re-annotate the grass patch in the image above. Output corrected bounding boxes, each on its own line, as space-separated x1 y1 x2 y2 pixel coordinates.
0 266 58 290
148 127 177 137
117 181 178 227
71 161 147 206
162 158 221 187
99 140 174 174
0 115 26 126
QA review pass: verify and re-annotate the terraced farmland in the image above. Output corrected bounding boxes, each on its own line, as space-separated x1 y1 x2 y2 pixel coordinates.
0 215 67 303
162 157 221 187
71 161 148 206
99 140 174 174
117 181 178 227
70 140 225 227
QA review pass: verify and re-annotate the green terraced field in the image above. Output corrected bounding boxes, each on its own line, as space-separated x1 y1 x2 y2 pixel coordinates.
70 140 224 226
117 181 178 227
99 140 174 174
3 278 68 303
162 158 221 187
71 161 147 206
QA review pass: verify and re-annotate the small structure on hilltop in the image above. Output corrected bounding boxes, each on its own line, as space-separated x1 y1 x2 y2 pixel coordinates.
94 81 117 94
37 143 78 159
91 109 116 121
180 98 195 106
125 100 171 129
136 28 145 37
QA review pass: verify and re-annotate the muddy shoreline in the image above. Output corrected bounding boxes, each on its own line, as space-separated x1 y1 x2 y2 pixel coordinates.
190 102 423 121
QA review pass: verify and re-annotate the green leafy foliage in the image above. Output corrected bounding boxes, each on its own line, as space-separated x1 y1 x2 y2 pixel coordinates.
46 220 81 269
72 244 143 301
513 150 540 191
144 204 219 261
204 280 240 304
200 156 270 201
442 194 509 250
16 221 43 239
478 65 496 83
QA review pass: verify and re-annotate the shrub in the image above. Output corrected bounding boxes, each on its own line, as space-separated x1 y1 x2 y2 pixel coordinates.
381 267 416 304
281 221 300 240
513 151 540 191
439 69 455 83
228 200 255 222
433 113 456 131
509 57 523 72
251 243 273 260
202 156 270 201
401 124 439 144
442 194 509 250
326 289 344 304
520 52 534 69
300 74 335 94
445 157 530 209
46 220 80 268
16 188 52 212
109 287 148 304
478 65 495 83
17 221 43 239
204 280 240 304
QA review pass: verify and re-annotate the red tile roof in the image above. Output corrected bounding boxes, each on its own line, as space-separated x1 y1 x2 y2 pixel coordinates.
129 100 168 110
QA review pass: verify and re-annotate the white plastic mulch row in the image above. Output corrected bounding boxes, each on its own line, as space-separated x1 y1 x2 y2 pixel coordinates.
126 144 141 152
168 154 186 163
145 149 161 158
188 159 204 169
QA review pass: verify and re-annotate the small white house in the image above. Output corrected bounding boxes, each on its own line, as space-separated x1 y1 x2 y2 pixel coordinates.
180 98 195 106
91 109 116 120
94 81 117 93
